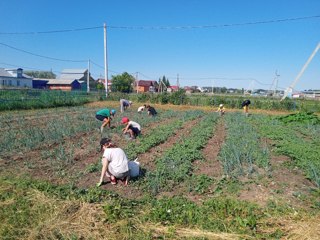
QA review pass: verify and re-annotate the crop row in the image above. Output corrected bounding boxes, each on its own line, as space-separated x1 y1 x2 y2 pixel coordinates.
0 108 180 157
125 110 204 160
218 113 270 178
145 113 219 194
252 115 320 187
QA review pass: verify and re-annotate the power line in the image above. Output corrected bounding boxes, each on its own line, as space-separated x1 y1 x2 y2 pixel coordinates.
0 26 102 35
108 15 320 30
0 15 319 35
0 42 87 62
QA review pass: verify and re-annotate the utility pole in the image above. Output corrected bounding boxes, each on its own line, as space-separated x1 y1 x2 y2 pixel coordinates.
281 42 320 101
103 23 108 97
87 59 90 93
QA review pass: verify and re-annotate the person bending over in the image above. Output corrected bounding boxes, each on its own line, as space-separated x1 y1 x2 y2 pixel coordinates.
97 138 130 186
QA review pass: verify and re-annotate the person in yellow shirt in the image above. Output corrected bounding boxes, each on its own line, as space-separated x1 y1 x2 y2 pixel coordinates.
216 104 226 116
241 99 251 116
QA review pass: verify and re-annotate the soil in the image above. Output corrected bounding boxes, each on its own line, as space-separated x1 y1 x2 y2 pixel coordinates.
238 152 317 209
75 117 202 199
194 118 225 178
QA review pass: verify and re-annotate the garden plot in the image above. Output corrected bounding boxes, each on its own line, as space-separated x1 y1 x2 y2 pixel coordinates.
1 105 320 240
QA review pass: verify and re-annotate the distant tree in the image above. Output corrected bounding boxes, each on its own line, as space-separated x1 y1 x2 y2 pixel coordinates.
24 71 56 79
158 75 170 87
220 87 227 93
111 72 135 93
96 82 105 90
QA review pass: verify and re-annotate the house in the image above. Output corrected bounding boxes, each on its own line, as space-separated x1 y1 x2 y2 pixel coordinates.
0 68 33 88
46 79 81 91
167 85 179 92
32 78 49 89
184 86 193 94
60 69 95 90
97 78 112 92
292 92 302 99
135 80 158 93
302 90 320 99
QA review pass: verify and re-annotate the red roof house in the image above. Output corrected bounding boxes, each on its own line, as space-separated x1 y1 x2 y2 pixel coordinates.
135 80 158 93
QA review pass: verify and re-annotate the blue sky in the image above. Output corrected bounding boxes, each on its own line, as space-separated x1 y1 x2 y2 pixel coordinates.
1 0 320 91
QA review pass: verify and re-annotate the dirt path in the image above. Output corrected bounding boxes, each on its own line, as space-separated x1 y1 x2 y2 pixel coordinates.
136 117 202 172
193 118 226 178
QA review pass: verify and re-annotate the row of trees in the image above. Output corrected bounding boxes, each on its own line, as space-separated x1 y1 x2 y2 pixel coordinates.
25 71 56 79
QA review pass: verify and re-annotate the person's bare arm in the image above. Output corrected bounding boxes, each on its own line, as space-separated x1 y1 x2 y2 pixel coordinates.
123 124 129 133
102 117 111 128
97 157 108 186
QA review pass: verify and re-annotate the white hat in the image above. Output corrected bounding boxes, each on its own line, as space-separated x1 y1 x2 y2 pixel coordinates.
129 101 132 104
219 104 223 107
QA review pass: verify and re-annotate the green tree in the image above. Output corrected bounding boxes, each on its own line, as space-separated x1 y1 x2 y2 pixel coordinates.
24 71 56 79
158 76 170 86
96 82 105 90
111 72 135 93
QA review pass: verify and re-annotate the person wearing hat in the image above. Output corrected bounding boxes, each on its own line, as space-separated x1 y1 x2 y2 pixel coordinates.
216 104 226 116
95 108 116 133
120 99 132 113
97 138 130 186
121 117 141 139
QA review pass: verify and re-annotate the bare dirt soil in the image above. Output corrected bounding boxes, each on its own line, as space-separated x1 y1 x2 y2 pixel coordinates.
195 118 225 178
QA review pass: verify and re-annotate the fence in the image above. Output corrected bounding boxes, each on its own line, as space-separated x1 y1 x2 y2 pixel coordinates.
0 88 106 111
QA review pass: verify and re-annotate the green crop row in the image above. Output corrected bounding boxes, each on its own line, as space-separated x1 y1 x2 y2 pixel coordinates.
218 113 270 178
252 115 320 187
145 113 218 194
125 110 204 160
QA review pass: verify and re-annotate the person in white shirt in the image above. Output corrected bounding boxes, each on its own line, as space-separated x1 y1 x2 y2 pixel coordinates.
97 138 130 186
121 117 141 139
137 104 146 113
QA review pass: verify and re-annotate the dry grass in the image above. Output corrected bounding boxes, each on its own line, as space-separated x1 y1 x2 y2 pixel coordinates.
24 190 110 240
140 223 253 240
259 214 320 240
282 216 320 240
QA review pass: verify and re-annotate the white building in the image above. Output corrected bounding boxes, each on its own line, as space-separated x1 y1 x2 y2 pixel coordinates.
0 68 33 88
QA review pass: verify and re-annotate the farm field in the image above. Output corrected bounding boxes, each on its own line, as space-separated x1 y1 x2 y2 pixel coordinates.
0 101 320 239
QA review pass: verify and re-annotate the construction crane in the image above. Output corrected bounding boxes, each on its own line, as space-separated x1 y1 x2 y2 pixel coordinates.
281 42 320 101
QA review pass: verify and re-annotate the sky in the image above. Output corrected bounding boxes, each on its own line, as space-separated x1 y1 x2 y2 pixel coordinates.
0 0 320 91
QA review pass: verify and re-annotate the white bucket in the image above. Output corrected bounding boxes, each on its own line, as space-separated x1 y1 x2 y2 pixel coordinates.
128 158 140 177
